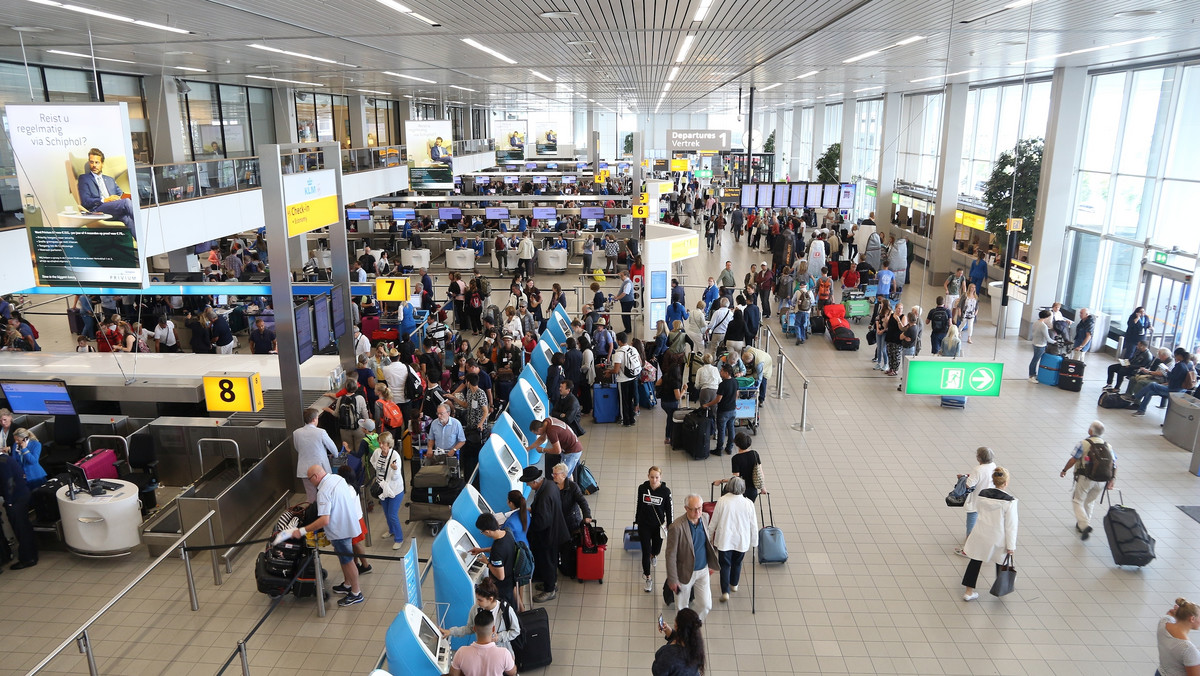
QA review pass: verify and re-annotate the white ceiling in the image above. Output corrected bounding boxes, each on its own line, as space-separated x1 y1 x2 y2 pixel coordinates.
1 0 1198 115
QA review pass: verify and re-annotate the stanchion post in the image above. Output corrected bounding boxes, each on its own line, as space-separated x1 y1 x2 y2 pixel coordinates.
207 519 223 586
238 639 251 675
361 491 372 548
774 350 785 399
800 380 810 431
77 630 99 676
314 551 327 618
182 544 200 612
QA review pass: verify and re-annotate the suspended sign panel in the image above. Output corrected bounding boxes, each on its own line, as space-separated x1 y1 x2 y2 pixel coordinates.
667 129 732 152
284 170 339 237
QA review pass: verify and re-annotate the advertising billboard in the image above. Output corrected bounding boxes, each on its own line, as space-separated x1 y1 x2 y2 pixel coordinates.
405 119 454 189
497 120 527 163
532 122 560 155
7 103 146 287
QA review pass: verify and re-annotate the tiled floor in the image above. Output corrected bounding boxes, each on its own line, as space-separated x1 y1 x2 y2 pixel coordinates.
3 229 1199 675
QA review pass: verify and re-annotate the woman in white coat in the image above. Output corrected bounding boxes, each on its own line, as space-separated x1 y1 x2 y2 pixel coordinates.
961 466 1017 601
708 476 759 603
955 446 996 557
370 431 406 549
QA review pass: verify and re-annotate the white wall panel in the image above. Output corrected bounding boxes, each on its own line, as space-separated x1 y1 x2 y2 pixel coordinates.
0 229 36 295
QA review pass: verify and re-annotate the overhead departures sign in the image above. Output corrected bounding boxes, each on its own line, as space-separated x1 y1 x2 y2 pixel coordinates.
667 129 732 152
284 170 339 237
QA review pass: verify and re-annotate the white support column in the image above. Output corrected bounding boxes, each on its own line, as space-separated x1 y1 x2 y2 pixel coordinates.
349 95 369 147
928 82 969 286
144 76 188 163
839 98 857 182
273 88 298 145
1026 66 1088 326
810 104 826 180
875 92 903 223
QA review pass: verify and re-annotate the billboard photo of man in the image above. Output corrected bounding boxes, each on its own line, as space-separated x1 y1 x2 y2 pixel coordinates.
77 147 137 241
404 119 454 189
496 120 527 163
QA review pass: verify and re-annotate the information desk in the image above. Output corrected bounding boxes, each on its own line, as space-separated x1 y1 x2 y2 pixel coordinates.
58 479 142 556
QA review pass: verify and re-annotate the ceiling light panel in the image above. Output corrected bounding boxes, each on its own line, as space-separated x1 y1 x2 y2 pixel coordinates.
461 38 517 64
910 69 977 83
449 85 476 91
385 71 436 83
249 43 357 68
793 70 820 80
667 66 680 81
247 75 325 87
26 0 193 33
530 70 554 82
759 82 782 91
675 35 696 63
47 49 133 64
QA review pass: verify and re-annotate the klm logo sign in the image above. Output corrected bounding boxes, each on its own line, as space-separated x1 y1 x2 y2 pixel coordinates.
304 178 319 196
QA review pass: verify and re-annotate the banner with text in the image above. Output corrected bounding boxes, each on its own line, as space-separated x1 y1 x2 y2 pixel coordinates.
283 170 339 237
667 129 732 152
7 103 146 287
405 119 455 189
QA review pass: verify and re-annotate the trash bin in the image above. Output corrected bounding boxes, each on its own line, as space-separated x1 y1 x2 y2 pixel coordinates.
1164 393 1200 460
987 281 1022 332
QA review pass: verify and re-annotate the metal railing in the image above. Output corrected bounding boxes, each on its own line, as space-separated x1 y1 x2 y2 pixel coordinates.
25 509 221 676
341 145 407 173
758 323 813 432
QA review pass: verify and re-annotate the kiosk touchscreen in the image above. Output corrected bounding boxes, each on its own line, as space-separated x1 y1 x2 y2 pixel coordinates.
529 338 561 382
451 484 496 547
546 305 572 347
492 410 539 468
478 432 529 509
384 604 450 676
432 521 487 649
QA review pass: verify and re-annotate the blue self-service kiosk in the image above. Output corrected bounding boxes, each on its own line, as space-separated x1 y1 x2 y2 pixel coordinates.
451 484 496 547
478 431 529 510
432 520 488 649
529 337 561 382
492 410 539 468
507 369 549 435
384 604 451 676
546 305 572 346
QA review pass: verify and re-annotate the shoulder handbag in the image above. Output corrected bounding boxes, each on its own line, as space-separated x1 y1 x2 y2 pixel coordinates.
370 451 391 499
751 452 766 492
989 554 1017 597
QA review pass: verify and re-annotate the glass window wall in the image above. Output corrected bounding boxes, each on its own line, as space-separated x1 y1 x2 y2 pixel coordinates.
896 91 943 189
796 106 813 180
295 92 350 147
178 81 274 160
852 98 883 181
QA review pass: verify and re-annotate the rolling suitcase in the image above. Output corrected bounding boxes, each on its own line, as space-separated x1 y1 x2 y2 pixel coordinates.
940 396 967 409
360 315 379 337
575 523 606 583
831 326 860 351
810 313 826 335
757 493 788 564
702 485 717 519
1059 358 1085 392
67 308 85 335
680 410 709 460
408 502 452 522
1037 353 1063 387
638 380 658 408
623 523 641 551
1102 490 1155 567
592 383 618 423
512 607 552 671
75 448 119 480
32 476 66 524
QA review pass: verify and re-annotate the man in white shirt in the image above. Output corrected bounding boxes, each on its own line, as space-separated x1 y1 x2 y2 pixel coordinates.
292 408 338 501
615 270 636 334
383 356 415 431
706 298 734 355
285 465 365 607
517 234 535 280
352 326 371 360
607 332 641 426
152 316 180 352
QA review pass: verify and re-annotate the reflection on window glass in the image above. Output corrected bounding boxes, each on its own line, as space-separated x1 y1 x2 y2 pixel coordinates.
797 107 814 179
1074 171 1109 228
1080 72 1125 172
1118 68 1166 176
184 82 220 160
1110 175 1148 239
1155 180 1200 253
1165 66 1200 182
296 92 318 142
100 74 151 163
823 103 842 157
44 67 96 102
1064 230 1100 310
1101 241 1139 318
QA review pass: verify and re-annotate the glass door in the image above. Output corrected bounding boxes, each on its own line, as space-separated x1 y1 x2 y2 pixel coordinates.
1141 269 1190 350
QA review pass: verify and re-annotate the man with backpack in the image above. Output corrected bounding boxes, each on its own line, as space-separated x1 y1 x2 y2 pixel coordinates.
608 332 642 427
925 297 952 355
326 376 369 453
1058 420 1116 540
471 513 521 608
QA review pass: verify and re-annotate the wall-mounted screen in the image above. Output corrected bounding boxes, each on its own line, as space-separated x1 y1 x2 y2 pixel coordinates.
740 187 757 209
789 184 806 208
533 176 547 184
453 176 462 185
392 208 416 220
756 184 772 209
505 164 518 170
821 184 839 209
547 163 558 169
0 380 75 416
773 183 789 208
580 207 605 219
313 294 331 353
524 162 537 170
504 175 519 184
438 207 462 220
346 208 369 220
294 302 313 364
576 162 588 170
485 207 510 220
561 175 576 184
805 184 822 208
330 284 346 339
532 207 557 219
839 183 857 209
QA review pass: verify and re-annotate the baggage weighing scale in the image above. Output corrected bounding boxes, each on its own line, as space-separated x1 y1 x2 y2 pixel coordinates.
478 431 529 511
492 410 540 469
432 521 488 649
451 484 496 547
384 604 451 676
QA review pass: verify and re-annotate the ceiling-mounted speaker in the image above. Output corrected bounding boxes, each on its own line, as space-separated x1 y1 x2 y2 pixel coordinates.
367 98 376 105
175 78 191 94
296 92 309 101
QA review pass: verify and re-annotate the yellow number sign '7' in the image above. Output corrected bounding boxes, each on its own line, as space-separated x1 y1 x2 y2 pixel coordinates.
376 277 412 302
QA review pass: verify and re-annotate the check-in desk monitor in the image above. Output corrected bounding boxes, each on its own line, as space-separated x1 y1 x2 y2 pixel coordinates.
452 484 495 547
478 432 529 510
433 521 487 650
385 604 450 676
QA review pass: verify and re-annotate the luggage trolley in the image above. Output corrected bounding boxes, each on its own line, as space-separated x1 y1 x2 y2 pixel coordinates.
734 377 760 435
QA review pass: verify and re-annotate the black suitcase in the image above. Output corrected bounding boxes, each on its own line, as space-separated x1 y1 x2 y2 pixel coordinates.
512 607 552 671
680 410 710 460
811 314 826 335
669 407 695 451
1102 491 1155 567
410 482 464 504
1061 358 1085 377
1058 374 1083 392
832 326 859 351
32 476 67 524
255 551 293 598
67 308 85 335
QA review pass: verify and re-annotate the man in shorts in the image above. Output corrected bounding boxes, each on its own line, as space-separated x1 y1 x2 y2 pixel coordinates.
286 465 366 607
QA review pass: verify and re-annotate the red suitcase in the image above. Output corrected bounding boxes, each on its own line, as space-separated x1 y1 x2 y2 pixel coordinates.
361 315 379 337
372 329 399 342
575 523 606 584
76 448 120 480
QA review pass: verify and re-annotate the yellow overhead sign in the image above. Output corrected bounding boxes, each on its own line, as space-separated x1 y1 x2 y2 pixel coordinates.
283 170 339 237
961 212 987 231
632 204 650 219
670 236 700 262
375 277 412 302
638 193 649 205
203 371 263 413
669 159 689 172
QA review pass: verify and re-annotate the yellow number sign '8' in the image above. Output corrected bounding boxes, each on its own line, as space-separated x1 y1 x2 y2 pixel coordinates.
203 372 263 413
375 277 412 302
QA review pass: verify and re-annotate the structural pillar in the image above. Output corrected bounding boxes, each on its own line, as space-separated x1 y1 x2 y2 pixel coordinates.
839 98 857 182
875 92 903 224
349 95 370 148
789 107 805 180
810 104 826 180
273 88 298 145
1025 66 1088 328
927 82 969 286
144 76 189 164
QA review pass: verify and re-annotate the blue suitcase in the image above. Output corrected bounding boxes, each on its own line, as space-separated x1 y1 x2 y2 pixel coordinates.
638 380 657 408
592 383 619 423
941 396 967 409
757 493 788 564
624 523 641 551
1038 353 1063 386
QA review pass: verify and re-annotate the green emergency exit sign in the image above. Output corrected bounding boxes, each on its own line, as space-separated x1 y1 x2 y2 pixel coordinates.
904 359 1004 397
697 169 712 179
1154 251 1168 264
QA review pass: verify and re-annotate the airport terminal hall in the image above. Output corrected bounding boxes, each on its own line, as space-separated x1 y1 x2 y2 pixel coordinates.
4 0 1200 674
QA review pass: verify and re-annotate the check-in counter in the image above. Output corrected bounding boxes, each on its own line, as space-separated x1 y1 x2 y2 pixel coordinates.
538 248 568 272
478 432 528 510
58 479 142 556
401 248 431 269
445 248 477 271
432 520 488 649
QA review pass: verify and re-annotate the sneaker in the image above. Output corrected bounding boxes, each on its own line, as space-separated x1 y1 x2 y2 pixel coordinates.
1028 376 1038 383
651 556 657 567
337 592 365 607
392 541 404 550
534 588 558 603
963 591 979 602
644 575 653 593
381 532 391 539
1133 410 1146 417
331 583 353 595
719 593 729 603
1081 526 1093 541
356 564 373 575
730 585 739 592
954 547 969 558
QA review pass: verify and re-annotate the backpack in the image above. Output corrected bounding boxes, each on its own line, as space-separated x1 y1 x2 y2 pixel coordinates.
930 307 950 333
337 394 360 430
817 277 832 301
621 346 643 379
380 400 404 429
478 276 492 296
404 365 425 402
1080 437 1115 482
1185 365 1197 391
506 529 535 583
